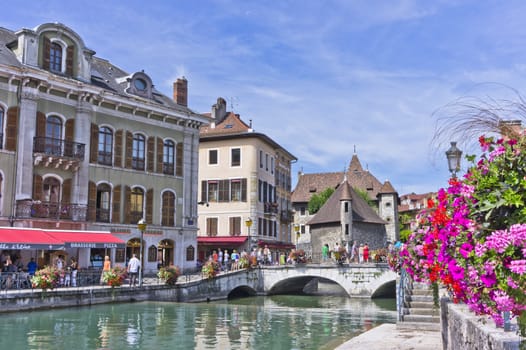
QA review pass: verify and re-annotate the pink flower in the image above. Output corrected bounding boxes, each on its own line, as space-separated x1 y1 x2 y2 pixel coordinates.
508 260 526 274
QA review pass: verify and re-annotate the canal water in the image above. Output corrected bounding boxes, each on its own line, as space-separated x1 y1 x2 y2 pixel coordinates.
0 296 396 350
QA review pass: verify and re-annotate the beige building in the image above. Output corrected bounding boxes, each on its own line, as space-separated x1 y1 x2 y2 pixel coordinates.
0 23 207 272
197 98 296 262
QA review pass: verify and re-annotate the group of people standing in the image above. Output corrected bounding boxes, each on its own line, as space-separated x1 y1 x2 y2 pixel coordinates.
208 245 274 271
321 241 370 264
53 255 78 287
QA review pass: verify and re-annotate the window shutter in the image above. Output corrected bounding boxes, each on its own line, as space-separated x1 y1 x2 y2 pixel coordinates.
146 188 153 224
43 37 50 70
32 174 43 201
36 111 46 138
62 178 72 204
229 217 234 235
125 131 132 169
156 137 163 173
241 178 247 202
90 123 99 163
112 185 121 223
66 45 74 76
64 119 75 157
147 136 155 172
176 142 183 176
124 185 131 223
114 129 123 168
201 181 207 203
87 181 97 221
5 106 18 151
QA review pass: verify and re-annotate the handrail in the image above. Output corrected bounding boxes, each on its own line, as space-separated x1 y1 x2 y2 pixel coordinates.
397 268 409 322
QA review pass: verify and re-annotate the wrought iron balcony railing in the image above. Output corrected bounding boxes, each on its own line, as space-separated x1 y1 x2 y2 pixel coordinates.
15 200 87 221
33 137 85 161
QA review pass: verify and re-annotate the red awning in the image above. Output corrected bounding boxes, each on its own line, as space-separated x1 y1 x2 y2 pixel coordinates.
258 239 296 250
197 236 247 245
0 227 65 250
44 230 126 249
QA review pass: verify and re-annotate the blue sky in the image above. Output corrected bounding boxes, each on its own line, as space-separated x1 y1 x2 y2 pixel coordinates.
4 0 526 195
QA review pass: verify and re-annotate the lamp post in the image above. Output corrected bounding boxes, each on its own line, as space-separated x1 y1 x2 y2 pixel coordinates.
294 224 300 244
245 218 253 251
445 141 462 178
137 218 147 287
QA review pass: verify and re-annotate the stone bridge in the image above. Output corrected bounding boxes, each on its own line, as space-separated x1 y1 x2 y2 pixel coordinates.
177 263 397 302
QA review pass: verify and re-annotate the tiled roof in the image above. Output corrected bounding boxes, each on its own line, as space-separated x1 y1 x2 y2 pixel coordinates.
307 180 387 225
292 154 387 203
379 180 397 195
200 112 251 136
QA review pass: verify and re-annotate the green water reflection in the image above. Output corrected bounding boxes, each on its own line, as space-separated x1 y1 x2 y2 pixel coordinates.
0 296 395 350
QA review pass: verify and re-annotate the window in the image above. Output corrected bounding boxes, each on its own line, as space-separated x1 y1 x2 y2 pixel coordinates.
162 191 175 226
229 217 241 236
98 127 113 165
206 218 218 236
49 42 62 72
259 150 263 168
41 177 61 218
209 149 218 165
46 115 62 155
207 181 218 202
96 183 111 223
271 157 274 174
132 134 145 170
148 245 157 262
130 187 144 223
163 140 175 175
345 224 349 235
344 202 349 213
265 154 268 171
231 180 242 202
300 207 306 216
186 245 195 261
231 148 240 167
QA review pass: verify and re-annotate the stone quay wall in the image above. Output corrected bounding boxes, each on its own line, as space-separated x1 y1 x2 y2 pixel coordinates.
441 298 524 350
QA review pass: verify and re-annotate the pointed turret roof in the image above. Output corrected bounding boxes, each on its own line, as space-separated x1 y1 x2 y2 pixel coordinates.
307 180 386 226
379 180 397 195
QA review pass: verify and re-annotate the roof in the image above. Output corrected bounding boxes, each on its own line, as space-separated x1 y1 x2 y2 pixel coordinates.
292 154 388 203
0 27 22 68
307 180 387 226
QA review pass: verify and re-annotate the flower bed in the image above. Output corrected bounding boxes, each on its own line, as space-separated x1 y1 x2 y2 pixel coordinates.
102 266 127 287
31 266 60 290
157 266 181 285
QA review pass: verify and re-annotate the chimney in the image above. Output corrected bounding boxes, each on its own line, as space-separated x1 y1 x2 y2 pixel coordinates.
211 97 227 128
173 77 188 107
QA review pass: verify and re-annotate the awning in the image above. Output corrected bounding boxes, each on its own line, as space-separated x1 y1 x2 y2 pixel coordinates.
44 230 126 249
0 227 65 250
197 236 247 245
258 239 296 250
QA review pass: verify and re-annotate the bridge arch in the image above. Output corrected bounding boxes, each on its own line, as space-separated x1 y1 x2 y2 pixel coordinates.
228 285 258 299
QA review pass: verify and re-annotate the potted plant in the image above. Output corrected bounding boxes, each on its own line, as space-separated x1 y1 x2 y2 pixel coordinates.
102 266 127 287
31 266 60 291
157 265 181 285
202 260 220 279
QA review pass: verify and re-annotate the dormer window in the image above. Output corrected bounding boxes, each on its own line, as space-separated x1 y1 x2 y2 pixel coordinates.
125 72 153 99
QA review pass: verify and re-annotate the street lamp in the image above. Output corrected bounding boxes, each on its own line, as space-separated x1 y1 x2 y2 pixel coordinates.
445 141 462 178
245 218 253 251
137 218 147 287
294 224 300 243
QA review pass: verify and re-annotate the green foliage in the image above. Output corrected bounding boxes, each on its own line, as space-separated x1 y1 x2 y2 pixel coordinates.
308 187 335 214
399 229 411 242
354 187 377 210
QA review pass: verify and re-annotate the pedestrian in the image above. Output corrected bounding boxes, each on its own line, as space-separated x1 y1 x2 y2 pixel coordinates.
70 257 78 287
218 248 223 269
263 245 271 265
359 244 364 263
27 257 38 276
223 249 230 271
212 250 218 263
100 255 111 285
363 243 370 263
349 241 356 263
127 253 140 287
322 243 329 262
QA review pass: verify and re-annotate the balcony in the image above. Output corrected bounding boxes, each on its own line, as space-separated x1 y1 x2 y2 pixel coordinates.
16 200 87 221
280 209 294 223
264 202 279 215
33 137 85 171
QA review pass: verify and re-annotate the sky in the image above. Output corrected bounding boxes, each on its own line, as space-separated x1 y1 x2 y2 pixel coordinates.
3 0 526 195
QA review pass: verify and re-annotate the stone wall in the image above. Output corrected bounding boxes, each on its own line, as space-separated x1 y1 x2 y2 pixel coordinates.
442 298 524 350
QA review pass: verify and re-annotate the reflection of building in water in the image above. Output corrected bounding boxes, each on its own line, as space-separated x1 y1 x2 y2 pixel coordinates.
97 317 109 348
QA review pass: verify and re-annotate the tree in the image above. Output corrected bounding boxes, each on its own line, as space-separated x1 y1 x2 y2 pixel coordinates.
308 187 335 214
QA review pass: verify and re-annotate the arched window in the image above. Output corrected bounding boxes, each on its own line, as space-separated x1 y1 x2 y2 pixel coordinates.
161 191 175 227
186 245 195 261
132 134 145 170
96 183 111 223
46 115 62 155
163 140 175 175
43 176 61 218
130 187 144 223
50 42 62 72
98 127 113 165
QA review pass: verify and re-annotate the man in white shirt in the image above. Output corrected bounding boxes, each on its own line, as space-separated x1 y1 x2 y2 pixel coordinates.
127 254 140 287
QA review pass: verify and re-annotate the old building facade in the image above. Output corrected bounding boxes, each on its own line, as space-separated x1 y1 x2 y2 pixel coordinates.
0 23 206 271
197 98 296 262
